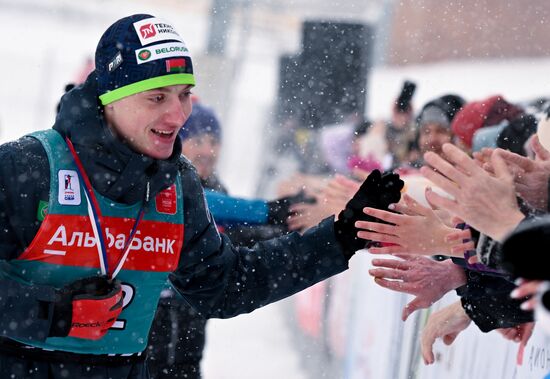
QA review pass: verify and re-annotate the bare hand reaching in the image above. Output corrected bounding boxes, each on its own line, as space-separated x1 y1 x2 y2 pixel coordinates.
369 255 466 321
496 322 535 365
421 143 524 241
287 175 359 232
421 301 471 365
494 134 550 211
356 193 460 256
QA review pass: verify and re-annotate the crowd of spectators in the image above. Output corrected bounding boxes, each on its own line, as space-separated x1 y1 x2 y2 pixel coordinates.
270 82 550 369
135 75 550 375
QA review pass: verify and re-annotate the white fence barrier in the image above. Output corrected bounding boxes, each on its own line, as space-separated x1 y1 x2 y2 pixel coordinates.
293 252 550 378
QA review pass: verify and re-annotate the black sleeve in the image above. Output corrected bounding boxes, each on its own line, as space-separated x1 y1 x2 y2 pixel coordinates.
0 136 61 341
223 224 288 248
169 163 349 319
0 272 58 342
459 270 533 332
0 137 50 258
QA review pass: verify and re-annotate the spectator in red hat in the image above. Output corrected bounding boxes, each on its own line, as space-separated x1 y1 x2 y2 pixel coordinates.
451 95 524 151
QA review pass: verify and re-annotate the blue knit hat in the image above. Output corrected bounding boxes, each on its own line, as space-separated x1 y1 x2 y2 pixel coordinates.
95 14 195 105
179 103 222 141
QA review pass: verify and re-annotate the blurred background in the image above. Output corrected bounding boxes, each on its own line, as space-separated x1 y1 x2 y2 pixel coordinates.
2 0 550 378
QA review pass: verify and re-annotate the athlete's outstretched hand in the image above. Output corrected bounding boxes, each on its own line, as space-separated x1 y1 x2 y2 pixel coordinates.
334 170 404 257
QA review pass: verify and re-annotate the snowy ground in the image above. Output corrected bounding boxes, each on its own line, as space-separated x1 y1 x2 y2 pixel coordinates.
202 299 307 379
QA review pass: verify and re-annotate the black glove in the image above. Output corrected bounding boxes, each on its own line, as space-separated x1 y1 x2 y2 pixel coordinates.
49 276 123 340
334 170 404 259
267 190 316 226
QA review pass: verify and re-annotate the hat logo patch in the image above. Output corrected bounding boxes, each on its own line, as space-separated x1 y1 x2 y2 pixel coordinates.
133 17 184 46
107 52 123 72
139 23 156 39
135 42 190 65
137 49 151 61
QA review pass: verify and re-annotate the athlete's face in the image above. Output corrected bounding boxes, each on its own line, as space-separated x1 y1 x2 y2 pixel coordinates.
181 133 221 180
104 84 193 160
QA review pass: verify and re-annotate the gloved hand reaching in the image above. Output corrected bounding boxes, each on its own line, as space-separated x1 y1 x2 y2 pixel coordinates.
334 170 404 258
267 190 316 226
49 276 123 340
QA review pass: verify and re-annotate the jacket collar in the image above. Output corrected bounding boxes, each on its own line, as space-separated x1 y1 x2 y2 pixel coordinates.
53 71 182 204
